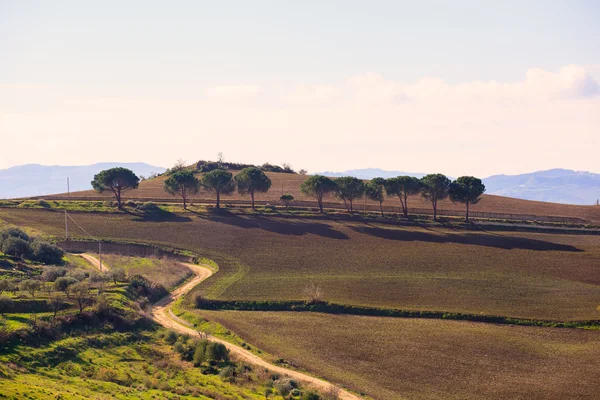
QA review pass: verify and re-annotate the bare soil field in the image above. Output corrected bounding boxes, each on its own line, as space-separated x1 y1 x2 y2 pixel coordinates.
48 171 600 223
2 208 599 320
197 310 600 400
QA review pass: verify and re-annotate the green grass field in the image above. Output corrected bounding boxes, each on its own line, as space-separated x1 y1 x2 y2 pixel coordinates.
2 208 599 320
195 310 600 400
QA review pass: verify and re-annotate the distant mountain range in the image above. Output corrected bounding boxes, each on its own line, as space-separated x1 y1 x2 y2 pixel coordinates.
0 163 166 199
318 168 600 205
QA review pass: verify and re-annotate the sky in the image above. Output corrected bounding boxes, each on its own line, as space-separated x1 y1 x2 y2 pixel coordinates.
1 0 599 177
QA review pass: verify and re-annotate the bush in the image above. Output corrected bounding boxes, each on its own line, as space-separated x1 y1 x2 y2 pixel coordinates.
136 201 159 212
302 391 321 400
1 237 32 259
128 274 168 302
165 330 178 345
31 241 64 264
274 378 298 396
0 227 30 243
42 268 67 282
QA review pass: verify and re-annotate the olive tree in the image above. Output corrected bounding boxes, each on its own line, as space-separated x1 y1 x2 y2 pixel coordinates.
164 170 200 209
19 279 41 298
333 176 364 213
70 282 92 313
201 169 235 209
365 178 386 216
300 175 336 213
234 167 272 209
91 167 140 208
449 176 486 222
385 176 421 218
420 174 451 221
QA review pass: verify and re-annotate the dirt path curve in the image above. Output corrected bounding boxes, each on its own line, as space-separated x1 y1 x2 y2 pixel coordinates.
78 253 111 272
152 263 362 400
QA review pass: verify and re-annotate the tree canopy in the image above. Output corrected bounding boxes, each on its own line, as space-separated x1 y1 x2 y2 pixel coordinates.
333 176 365 213
163 170 201 209
449 176 486 222
234 167 272 209
385 176 421 218
420 173 451 221
201 169 235 209
365 178 386 216
91 167 140 208
300 175 337 212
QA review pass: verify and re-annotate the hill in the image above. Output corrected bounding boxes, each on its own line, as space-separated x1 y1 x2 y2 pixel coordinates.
46 170 600 223
321 167 600 205
0 162 166 199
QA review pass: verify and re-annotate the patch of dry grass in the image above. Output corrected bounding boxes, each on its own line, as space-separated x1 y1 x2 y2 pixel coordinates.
197 310 600 400
99 254 193 290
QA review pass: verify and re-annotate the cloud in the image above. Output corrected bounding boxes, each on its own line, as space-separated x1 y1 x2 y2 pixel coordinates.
204 84 262 99
283 84 340 106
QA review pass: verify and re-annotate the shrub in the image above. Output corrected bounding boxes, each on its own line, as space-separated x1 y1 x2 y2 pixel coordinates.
42 268 67 282
36 200 51 208
274 378 298 396
0 227 30 243
0 296 14 315
136 201 159 212
31 241 64 264
1 237 32 259
193 340 208 366
165 330 178 345
290 388 302 397
302 391 321 400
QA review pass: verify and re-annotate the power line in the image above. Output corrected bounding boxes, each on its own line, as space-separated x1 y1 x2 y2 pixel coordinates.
64 210 103 272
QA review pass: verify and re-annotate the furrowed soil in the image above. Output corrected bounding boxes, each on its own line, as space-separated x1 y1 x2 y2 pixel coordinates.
196 310 600 400
51 171 600 223
2 208 600 320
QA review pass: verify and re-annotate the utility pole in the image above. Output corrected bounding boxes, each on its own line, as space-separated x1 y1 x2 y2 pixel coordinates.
65 211 68 240
67 177 70 197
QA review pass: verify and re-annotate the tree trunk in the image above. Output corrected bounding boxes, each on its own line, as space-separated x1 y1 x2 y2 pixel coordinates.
183 195 187 210
432 199 437 221
465 201 469 222
403 194 409 218
349 199 353 213
116 189 122 209
380 201 384 217
317 196 323 212
216 191 221 209
251 191 255 209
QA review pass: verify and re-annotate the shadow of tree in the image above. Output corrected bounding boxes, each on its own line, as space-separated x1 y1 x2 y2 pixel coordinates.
350 225 583 252
200 212 349 240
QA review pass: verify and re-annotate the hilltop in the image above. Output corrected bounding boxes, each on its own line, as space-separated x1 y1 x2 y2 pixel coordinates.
45 170 600 223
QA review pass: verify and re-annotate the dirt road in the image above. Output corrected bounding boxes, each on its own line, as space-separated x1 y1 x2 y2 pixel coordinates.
78 253 110 271
151 263 363 400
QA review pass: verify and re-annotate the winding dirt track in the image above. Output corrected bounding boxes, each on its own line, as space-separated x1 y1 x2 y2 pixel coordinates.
77 254 362 399
78 253 110 271
151 263 362 400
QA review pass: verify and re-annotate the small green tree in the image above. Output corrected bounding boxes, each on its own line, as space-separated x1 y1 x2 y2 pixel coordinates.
19 279 41 298
49 293 62 318
449 176 486 222
333 176 365 213
280 194 294 209
234 167 272 209
385 176 422 218
91 167 140 209
53 276 78 297
0 279 11 295
1 237 32 259
420 174 451 221
70 282 92 313
109 268 127 284
365 178 386 216
201 169 235 209
163 170 200 209
300 175 337 213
